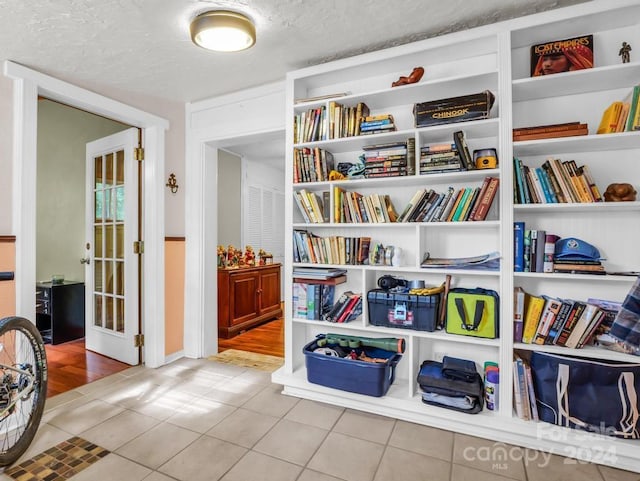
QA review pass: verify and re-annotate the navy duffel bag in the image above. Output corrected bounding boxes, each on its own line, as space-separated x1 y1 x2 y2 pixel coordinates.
530 351 640 438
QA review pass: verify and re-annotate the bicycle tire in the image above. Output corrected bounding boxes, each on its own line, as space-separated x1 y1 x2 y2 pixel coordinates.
0 316 48 466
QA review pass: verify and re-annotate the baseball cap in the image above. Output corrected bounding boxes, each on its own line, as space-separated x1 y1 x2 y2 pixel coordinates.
554 237 601 261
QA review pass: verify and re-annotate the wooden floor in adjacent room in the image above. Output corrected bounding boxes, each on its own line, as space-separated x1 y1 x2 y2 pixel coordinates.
45 339 130 398
218 318 284 357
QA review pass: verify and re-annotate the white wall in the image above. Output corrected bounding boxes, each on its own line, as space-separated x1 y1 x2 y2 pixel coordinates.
36 99 128 282
217 150 242 247
0 75 13 233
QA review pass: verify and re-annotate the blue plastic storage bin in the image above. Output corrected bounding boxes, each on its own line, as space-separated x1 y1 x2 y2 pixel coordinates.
303 335 402 397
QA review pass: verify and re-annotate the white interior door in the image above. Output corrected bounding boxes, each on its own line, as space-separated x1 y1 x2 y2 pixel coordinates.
85 128 139 365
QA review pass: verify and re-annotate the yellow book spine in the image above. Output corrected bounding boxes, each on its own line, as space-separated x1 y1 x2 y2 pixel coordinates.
522 295 545 344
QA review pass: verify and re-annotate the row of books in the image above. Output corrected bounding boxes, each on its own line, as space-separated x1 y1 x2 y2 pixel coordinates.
398 177 499 223
513 121 588 142
513 157 602 204
334 188 398 224
293 230 371 265
294 106 327 144
323 291 363 323
292 282 336 320
328 101 373 139
514 288 617 349
294 189 328 223
512 356 538 421
293 147 335 183
597 84 640 134
514 225 557 273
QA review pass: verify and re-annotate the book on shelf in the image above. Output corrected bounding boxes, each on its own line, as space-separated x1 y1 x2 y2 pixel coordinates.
514 286 526 342
452 130 475 170
514 222 525 272
294 92 349 104
555 300 587 346
543 234 560 273
533 296 562 345
597 101 623 134
530 34 593 77
513 122 588 141
420 251 500 269
564 303 602 348
513 357 530 420
524 363 539 421
521 293 545 343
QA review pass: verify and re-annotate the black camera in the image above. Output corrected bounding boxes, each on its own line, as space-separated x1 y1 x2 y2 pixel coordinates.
377 275 407 291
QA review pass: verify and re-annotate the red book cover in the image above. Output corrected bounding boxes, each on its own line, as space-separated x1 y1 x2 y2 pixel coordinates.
531 35 593 77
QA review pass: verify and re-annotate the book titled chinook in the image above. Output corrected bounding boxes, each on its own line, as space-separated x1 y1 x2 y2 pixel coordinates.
413 91 495 128
530 35 594 77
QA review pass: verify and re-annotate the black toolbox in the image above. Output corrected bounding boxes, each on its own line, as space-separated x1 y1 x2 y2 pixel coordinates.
367 289 441 331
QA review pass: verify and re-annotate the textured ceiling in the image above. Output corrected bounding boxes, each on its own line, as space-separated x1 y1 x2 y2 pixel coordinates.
0 0 588 104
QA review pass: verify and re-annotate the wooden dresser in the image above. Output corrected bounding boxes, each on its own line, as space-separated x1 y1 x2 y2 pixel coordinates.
217 264 282 338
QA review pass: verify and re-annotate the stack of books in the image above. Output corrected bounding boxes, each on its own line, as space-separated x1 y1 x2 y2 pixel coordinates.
294 106 327 143
359 114 396 135
514 287 609 349
292 268 347 321
513 157 603 204
512 121 588 141
419 142 461 174
362 141 408 178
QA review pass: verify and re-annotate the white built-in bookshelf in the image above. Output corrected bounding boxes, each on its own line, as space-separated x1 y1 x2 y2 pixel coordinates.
272 0 640 472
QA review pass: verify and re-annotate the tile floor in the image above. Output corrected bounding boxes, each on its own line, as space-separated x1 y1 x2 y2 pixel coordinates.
2 357 639 481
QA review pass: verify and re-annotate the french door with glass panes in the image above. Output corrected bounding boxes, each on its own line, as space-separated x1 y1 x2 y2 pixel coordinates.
84 128 139 365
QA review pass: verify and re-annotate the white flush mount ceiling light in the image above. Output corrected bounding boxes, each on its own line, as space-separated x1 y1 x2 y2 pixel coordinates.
190 10 256 52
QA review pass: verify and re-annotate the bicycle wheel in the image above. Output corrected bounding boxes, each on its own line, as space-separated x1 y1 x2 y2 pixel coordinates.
0 317 48 466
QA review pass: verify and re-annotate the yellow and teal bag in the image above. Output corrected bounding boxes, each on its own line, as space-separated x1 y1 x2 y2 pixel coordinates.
445 288 499 339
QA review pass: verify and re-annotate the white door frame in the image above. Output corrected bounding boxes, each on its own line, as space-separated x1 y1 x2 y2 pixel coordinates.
4 60 168 368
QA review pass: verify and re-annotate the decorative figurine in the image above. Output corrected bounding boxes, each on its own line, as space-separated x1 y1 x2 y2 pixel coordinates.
619 42 632 63
243 245 256 267
604 182 637 201
227 245 240 267
258 249 273 265
392 66 424 87
217 245 227 268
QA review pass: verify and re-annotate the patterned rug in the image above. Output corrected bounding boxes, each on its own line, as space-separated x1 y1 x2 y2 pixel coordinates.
5 436 109 480
208 349 284 372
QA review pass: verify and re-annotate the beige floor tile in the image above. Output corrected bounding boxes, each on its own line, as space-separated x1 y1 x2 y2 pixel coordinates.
526 453 605 481
374 445 450 481
69 453 152 481
80 409 161 451
15 423 71 464
118 384 196 420
236 368 274 385
200 378 264 407
142 472 177 481
241 383 300 417
46 398 124 435
308 432 385 481
198 361 248 378
297 470 345 481
43 388 84 412
599 465 640 481
333 409 396 444
451 464 523 481
116 422 200 469
219 450 302 481
158 435 247 481
453 434 526 481
253 419 328 465
74 372 129 396
284 399 344 430
206 407 279 448
166 396 237 433
388 420 454 462
332 409 395 445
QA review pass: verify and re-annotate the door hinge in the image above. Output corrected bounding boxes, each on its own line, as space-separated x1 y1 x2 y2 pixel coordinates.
133 241 144 254
134 333 145 347
134 147 145 161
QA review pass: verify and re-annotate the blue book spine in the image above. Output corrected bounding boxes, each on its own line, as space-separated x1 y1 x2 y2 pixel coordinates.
306 284 316 320
514 158 528 204
514 222 525 272
536 167 555 203
537 167 558 203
